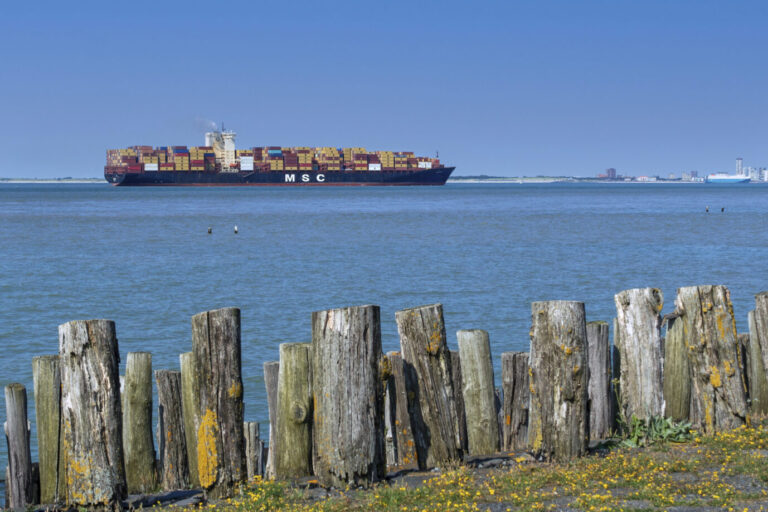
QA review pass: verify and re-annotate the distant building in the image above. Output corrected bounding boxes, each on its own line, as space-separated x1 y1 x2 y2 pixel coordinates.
737 157 743 174
606 168 617 179
682 172 691 181
668 173 676 180
762 169 768 182
636 175 657 182
690 171 698 178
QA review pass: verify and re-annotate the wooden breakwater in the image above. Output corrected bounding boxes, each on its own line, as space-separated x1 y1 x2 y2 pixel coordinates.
5 286 768 509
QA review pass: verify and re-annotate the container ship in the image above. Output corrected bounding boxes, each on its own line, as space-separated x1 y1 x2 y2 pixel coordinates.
104 129 454 186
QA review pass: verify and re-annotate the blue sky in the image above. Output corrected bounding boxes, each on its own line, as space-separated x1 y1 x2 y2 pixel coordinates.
1 0 766 178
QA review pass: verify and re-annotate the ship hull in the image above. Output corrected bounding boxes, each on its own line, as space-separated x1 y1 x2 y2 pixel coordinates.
105 167 454 186
705 178 750 184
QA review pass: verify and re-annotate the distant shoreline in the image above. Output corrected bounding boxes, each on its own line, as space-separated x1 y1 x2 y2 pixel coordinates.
448 177 706 184
0 178 104 184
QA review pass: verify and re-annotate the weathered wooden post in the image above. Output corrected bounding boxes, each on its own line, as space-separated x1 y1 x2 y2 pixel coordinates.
5 383 33 508
312 305 385 487
180 352 200 488
753 293 768 413
501 351 529 451
614 288 665 420
59 319 126 507
191 307 246 497
263 361 279 479
587 321 612 439
32 355 64 504
396 304 462 468
244 422 264 479
663 315 692 421
123 352 156 493
739 333 751 401
384 376 397 467
748 311 768 414
755 292 768 376
274 343 312 478
528 301 588 461
449 350 468 452
673 285 747 432
385 352 419 470
457 330 499 455
156 370 189 491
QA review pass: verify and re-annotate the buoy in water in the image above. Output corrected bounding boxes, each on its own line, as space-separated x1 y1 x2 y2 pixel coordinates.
207 226 212 234
234 225 238 234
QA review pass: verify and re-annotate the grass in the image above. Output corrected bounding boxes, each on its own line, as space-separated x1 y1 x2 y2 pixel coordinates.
191 424 768 511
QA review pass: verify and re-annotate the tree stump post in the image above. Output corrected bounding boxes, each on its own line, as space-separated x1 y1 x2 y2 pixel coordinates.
244 422 263 479
395 304 462 468
311 305 385 488
663 315 692 421
587 321 612 439
673 285 747 433
275 343 313 479
385 352 419 470
58 319 126 507
4 383 33 508
747 311 768 414
449 350 468 452
614 288 665 420
501 352 529 451
457 330 499 455
753 293 768 413
123 352 156 494
32 355 64 504
191 307 246 497
180 352 201 488
528 301 589 461
263 361 279 479
156 370 189 491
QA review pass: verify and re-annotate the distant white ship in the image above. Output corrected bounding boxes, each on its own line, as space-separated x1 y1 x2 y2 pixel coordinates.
705 173 750 184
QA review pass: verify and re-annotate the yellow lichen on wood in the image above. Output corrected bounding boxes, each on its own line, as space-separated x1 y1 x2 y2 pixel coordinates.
710 366 722 388
197 408 219 489
426 322 442 355
379 355 392 381
528 367 535 394
228 382 243 399
716 315 725 339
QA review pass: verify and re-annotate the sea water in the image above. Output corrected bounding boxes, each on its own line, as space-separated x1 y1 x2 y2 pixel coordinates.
1 182 767 472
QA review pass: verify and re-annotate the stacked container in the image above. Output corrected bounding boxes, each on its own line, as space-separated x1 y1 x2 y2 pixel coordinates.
172 147 190 171
296 149 312 171
317 147 341 171
394 153 408 170
107 142 442 174
377 151 395 170
283 151 299 171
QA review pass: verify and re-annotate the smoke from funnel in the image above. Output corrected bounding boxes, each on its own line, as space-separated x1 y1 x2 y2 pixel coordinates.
195 117 218 132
